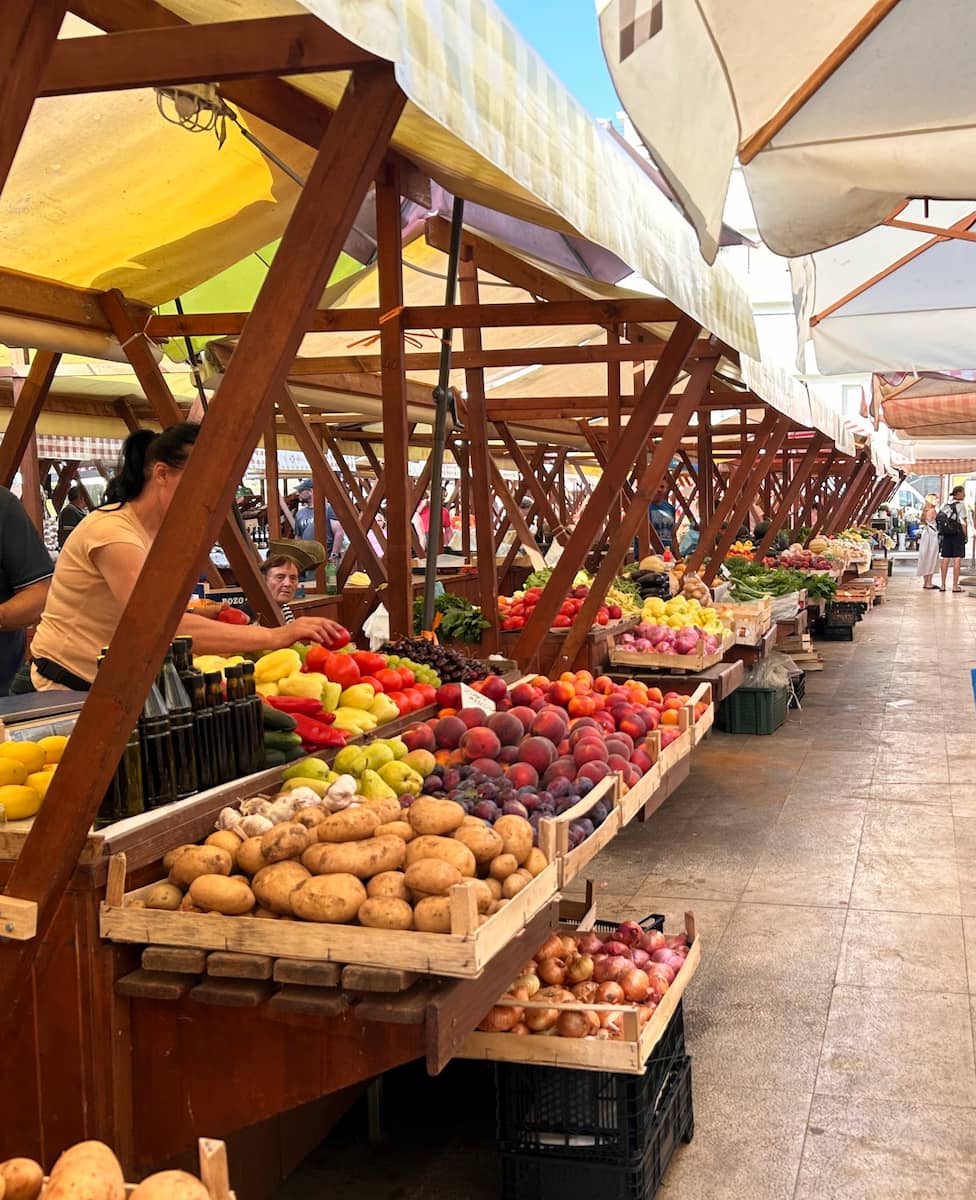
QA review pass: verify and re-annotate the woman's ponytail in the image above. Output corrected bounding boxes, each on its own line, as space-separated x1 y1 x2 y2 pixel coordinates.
104 423 199 504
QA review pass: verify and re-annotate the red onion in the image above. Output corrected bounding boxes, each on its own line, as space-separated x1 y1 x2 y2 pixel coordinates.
615 920 643 947
601 941 632 959
646 972 670 1000
592 957 617 984
640 930 666 954
649 963 675 984
631 948 651 969
566 955 594 984
665 933 688 950
596 981 625 1004
575 931 605 955
619 968 651 1002
651 948 672 964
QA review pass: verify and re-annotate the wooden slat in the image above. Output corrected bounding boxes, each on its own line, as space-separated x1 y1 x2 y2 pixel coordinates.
0 352 60 488
357 983 437 1025
272 959 342 988
0 2 67 195
0 895 38 941
207 951 274 980
142 946 208 974
115 968 193 1001
341 965 417 993
268 986 349 1018
189 978 273 1008
265 414 281 539
0 65 406 1014
493 425 569 546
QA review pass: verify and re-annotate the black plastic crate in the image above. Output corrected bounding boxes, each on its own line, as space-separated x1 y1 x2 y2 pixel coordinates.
826 600 866 621
817 623 854 642
499 1057 693 1200
562 911 665 936
495 1005 686 1162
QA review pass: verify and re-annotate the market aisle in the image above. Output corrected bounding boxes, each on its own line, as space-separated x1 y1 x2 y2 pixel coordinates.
570 565 976 1199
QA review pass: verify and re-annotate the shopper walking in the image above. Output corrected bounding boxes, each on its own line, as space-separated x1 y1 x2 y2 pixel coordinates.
937 486 968 593
916 494 940 589
57 485 88 548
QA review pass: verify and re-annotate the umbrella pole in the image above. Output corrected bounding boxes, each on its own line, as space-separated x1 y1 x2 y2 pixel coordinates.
422 197 464 632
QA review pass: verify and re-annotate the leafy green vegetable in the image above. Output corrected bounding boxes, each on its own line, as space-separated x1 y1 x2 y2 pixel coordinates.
413 592 490 642
525 567 554 588
728 565 837 602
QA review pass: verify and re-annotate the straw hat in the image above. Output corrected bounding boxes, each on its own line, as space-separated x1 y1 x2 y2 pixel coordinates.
265 539 325 572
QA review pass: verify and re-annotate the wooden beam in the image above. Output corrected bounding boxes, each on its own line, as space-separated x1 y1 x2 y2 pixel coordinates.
51 460 80 509
549 356 718 673
0 65 406 1008
796 451 836 532
810 456 861 537
755 434 827 558
826 458 875 535
17 432 43 535
493 425 569 546
376 165 413 640
40 15 376 96
265 414 281 539
337 466 387 589
0 2 67 196
487 459 546 570
0 351 60 487
512 318 702 664
0 266 149 335
100 289 283 626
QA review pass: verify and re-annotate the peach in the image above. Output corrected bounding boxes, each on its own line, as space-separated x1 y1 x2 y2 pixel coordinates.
510 705 537 731
617 714 647 740
623 764 643 787
435 683 462 709
517 736 558 773
605 735 633 759
458 707 488 729
481 675 509 702
469 757 504 777
530 698 547 711
607 753 631 774
434 715 467 750
569 724 603 748
543 758 578 785
659 729 679 748
577 760 612 784
531 710 568 745
509 683 539 707
402 723 436 753
630 748 653 773
460 727 502 762
486 711 525 746
548 681 576 706
573 739 609 766
497 745 520 765
507 762 539 789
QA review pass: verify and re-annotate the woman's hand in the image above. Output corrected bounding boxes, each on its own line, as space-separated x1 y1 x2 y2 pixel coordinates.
277 616 348 647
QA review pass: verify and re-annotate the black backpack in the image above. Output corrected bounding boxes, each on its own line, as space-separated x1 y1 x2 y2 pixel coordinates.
937 504 964 538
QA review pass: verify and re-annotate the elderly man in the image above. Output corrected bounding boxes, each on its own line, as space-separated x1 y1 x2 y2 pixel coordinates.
0 487 54 693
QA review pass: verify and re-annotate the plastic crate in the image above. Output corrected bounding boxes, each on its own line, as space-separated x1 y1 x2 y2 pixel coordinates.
816 624 855 642
826 601 866 622
495 1005 686 1162
499 1057 693 1200
716 686 788 735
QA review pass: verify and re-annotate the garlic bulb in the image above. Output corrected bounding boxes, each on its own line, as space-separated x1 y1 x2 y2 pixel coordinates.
215 806 244 833
240 795 273 817
239 813 274 837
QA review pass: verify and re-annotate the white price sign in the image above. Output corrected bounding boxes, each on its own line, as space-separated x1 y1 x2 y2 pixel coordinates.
460 682 495 714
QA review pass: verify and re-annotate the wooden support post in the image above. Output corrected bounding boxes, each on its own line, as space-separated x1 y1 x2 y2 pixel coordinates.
755 435 827 558
494 426 569 546
512 320 702 663
0 65 406 1006
811 456 861 538
459 254 500 652
376 165 413 640
549 356 718 673
265 414 280 539
856 477 889 526
0 2 67 195
826 458 874 535
51 461 80 510
797 451 836 533
457 442 471 557
17 432 43 534
700 418 792 586
487 459 546 570
0 352 60 487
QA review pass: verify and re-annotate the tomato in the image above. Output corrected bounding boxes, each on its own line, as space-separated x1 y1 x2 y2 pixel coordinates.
304 644 332 673
323 623 351 650
415 683 437 704
351 651 387 676
388 690 411 715
216 606 250 625
402 687 426 711
595 612 609 625
553 615 572 628
377 667 405 692
358 674 386 695
397 666 416 688
321 652 360 689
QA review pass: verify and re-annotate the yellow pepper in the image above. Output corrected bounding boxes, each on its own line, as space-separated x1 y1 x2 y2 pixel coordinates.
254 648 302 685
255 680 279 698
278 671 328 700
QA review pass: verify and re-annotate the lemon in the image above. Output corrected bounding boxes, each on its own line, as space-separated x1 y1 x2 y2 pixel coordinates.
37 734 68 764
27 771 54 799
0 758 28 787
0 783 42 820
0 741 47 774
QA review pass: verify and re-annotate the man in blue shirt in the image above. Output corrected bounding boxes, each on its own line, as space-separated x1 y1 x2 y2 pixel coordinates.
0 487 54 694
649 486 676 550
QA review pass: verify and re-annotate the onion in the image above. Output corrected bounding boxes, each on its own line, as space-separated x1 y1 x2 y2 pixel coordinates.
619 968 650 1002
637 1005 655 1027
525 1006 559 1032
557 1009 592 1039
665 933 688 950
631 948 651 970
596 981 625 1004
537 957 568 986
572 981 599 1003
478 1006 521 1032
566 955 594 984
515 972 540 997
640 930 666 954
537 986 574 1003
592 957 617 984
559 935 578 958
649 963 675 985
511 1022 530 1036
601 941 632 959
536 934 565 960
576 931 604 955
615 920 643 947
601 1012 623 1036
511 987 530 1002
646 972 670 1000
651 948 672 964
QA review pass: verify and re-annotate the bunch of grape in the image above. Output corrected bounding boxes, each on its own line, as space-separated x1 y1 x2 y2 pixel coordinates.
380 637 484 684
383 652 441 688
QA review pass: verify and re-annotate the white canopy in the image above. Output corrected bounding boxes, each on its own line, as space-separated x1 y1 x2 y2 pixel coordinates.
598 0 976 261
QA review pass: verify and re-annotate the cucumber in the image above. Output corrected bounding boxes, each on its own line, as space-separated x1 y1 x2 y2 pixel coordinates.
264 730 302 751
261 705 298 732
284 745 307 763
263 748 287 767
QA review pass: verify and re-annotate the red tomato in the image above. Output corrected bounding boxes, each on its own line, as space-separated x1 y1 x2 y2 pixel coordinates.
387 690 411 715
304 644 331 673
553 615 572 628
359 674 386 694
376 667 404 693
415 682 437 704
402 687 426 712
352 651 387 676
596 612 609 626
397 666 416 689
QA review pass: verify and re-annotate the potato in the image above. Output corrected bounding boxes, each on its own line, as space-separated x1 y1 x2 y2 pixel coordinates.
302 835 406 880
260 821 310 863
366 870 410 901
487 899 507 915
488 853 519 881
404 859 463 898
469 878 494 914
404 835 475 877
130 1171 209 1200
205 830 242 864
407 796 465 837
46 1142 124 1200
168 845 232 887
290 874 366 923
493 815 533 865
0 1159 42 1200
357 897 414 930
374 819 414 841
502 869 532 899
188 875 255 915
484 876 503 901
162 844 194 871
178 896 205 913
460 815 488 828
235 835 266 876
293 805 328 831
252 860 310 914
453 823 504 868
315 807 381 843
523 846 549 877
413 895 452 933
144 883 183 911
360 795 402 825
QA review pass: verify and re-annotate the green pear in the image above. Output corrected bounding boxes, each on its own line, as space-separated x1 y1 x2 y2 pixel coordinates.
378 760 424 796
359 768 398 801
363 742 396 771
333 746 368 777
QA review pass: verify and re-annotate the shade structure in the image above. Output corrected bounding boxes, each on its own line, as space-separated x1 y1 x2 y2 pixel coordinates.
875 372 976 440
598 0 976 261
791 200 976 375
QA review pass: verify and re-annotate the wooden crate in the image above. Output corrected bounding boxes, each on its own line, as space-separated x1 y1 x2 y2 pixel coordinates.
608 628 734 673
100 852 559 980
42 1138 234 1200
459 912 699 1074
657 705 691 772
619 759 663 826
538 774 622 889
684 682 714 746
724 595 772 645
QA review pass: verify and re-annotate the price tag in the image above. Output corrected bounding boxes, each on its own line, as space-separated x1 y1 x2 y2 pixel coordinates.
460 682 496 714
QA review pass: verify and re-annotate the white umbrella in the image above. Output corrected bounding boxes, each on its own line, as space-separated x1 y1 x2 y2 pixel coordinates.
598 0 976 261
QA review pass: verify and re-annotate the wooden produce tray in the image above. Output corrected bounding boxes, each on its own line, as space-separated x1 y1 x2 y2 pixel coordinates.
618 758 663 826
657 706 691 772
100 852 560 980
538 774 622 889
684 682 714 746
459 911 699 1074
42 1139 234 1200
724 595 772 645
608 628 734 672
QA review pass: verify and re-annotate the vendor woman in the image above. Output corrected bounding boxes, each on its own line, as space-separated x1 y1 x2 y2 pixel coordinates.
259 539 325 622
15 424 344 692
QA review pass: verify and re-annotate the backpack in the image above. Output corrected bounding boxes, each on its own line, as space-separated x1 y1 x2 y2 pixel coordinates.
937 503 964 538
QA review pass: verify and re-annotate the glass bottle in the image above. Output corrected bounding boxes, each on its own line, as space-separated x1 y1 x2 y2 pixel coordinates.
95 650 146 827
224 665 253 778
172 636 195 678
187 671 218 792
205 671 235 783
139 680 177 810
240 661 265 773
158 649 198 799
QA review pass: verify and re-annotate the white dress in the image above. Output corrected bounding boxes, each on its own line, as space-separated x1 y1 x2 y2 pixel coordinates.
917 518 940 577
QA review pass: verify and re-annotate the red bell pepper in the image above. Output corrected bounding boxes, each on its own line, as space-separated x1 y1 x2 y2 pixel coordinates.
324 624 351 650
303 644 331 674
352 650 387 676
291 712 347 747
216 606 250 625
265 696 323 716
321 651 360 689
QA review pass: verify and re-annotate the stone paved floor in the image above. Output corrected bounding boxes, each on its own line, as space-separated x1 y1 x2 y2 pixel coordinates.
281 564 976 1198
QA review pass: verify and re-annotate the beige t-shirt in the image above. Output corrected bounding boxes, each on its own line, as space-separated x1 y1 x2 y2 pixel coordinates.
31 505 151 685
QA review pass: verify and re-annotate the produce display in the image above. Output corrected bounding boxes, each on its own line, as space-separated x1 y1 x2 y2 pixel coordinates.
413 592 490 643
726 539 755 559
477 919 692 1038
638 594 727 638
772 549 834 570
498 584 623 632
379 637 484 684
0 735 65 819
0 1141 217 1200
617 619 725 659
725 558 838 603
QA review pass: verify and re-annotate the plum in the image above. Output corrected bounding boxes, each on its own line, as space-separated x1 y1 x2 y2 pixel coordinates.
473 799 500 822
502 798 530 819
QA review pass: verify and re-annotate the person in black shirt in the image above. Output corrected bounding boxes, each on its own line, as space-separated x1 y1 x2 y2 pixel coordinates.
57 485 88 548
0 487 54 694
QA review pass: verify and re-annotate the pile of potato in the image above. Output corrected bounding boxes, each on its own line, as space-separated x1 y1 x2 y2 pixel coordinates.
136 795 548 934
1 1141 211 1200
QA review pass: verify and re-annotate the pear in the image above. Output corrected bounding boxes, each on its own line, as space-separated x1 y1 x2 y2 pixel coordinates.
333 746 368 777
363 742 396 771
377 760 424 797
359 769 398 801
